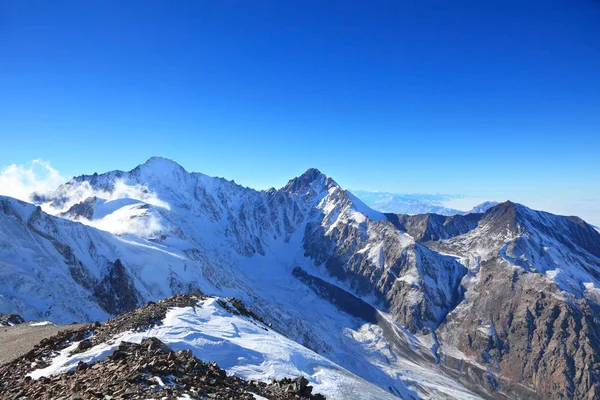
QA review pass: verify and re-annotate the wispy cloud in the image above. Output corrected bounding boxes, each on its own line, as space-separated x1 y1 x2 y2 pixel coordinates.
84 203 167 237
45 179 171 215
0 160 66 202
0 159 171 237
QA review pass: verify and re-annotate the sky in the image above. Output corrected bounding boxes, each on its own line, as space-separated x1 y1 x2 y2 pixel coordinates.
1 1 599 222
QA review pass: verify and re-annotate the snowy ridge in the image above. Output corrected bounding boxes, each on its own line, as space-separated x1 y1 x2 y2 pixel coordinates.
28 297 397 400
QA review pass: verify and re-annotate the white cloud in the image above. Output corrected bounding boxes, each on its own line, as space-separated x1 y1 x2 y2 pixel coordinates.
0 160 66 202
84 204 167 238
0 159 171 237
42 179 171 216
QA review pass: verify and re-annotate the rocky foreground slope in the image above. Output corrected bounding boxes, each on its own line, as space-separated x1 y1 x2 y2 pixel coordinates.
1 157 600 398
0 295 333 400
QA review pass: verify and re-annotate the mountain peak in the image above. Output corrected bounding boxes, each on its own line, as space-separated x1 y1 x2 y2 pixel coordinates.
142 156 185 170
282 168 338 193
131 157 190 181
483 200 524 221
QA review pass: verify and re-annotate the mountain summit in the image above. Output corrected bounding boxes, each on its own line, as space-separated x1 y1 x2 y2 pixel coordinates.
282 167 338 194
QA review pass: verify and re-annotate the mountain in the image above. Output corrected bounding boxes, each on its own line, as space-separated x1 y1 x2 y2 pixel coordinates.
1 156 600 399
350 190 498 216
1 294 391 400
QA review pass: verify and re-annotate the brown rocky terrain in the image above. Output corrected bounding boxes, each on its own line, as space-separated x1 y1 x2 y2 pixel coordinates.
0 321 86 365
1 336 324 400
438 256 600 399
0 294 326 400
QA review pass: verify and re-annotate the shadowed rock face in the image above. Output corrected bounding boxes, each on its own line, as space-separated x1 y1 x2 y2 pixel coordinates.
303 194 467 333
282 168 337 194
93 259 140 315
59 196 97 220
0 314 24 326
292 266 379 324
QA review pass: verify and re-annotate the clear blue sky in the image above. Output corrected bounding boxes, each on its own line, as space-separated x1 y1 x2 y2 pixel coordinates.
1 1 599 203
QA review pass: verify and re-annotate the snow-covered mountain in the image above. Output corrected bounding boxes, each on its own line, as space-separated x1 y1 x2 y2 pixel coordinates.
1 156 600 399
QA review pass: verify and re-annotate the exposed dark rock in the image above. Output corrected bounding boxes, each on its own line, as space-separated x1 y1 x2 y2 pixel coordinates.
293 267 379 324
0 314 25 326
217 297 266 325
0 294 326 400
93 259 140 315
0 336 325 400
59 196 97 220
282 168 336 194
437 256 600 399
91 293 203 345
303 209 467 333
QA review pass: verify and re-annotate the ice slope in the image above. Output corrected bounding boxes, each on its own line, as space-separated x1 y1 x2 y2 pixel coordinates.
28 297 399 400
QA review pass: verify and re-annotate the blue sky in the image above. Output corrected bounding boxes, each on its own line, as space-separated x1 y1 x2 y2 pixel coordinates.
1 1 599 221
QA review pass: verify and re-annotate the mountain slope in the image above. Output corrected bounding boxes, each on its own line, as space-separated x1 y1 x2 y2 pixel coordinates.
10 294 393 400
426 202 600 398
2 157 600 398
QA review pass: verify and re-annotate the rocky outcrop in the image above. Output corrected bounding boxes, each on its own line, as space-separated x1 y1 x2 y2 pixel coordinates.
93 259 140 315
59 196 97 220
0 294 326 400
0 336 325 400
0 314 24 326
429 201 600 399
304 206 467 332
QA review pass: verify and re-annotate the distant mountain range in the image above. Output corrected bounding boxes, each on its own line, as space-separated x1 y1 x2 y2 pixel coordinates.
350 190 499 215
1 157 599 399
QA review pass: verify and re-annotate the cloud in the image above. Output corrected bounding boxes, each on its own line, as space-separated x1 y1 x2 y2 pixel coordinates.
0 160 66 202
43 179 171 216
0 159 171 237
84 204 167 238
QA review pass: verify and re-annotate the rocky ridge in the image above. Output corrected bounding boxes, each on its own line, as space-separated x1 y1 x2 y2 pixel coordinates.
0 294 325 400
